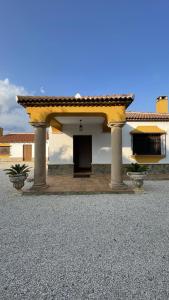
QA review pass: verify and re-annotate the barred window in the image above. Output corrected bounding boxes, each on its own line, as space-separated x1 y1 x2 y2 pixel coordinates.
132 134 166 156
0 146 10 155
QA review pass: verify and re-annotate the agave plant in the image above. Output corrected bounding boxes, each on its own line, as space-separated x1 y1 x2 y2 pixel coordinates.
4 164 31 191
4 164 31 176
126 163 148 173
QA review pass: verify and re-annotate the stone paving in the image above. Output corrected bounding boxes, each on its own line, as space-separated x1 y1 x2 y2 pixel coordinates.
41 174 133 194
46 173 169 194
1 163 169 299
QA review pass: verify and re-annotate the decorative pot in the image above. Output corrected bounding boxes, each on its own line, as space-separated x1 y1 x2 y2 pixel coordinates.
127 172 147 191
9 174 27 190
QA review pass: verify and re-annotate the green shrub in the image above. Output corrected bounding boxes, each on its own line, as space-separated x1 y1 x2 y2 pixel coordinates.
126 163 148 172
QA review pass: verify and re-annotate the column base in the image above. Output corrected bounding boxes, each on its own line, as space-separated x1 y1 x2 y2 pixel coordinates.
30 183 49 191
109 181 128 190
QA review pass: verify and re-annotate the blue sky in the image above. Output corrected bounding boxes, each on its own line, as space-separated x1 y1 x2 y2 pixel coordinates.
0 0 169 131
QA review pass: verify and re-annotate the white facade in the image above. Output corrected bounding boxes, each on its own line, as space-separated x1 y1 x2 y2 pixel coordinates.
48 121 169 165
49 124 111 165
0 141 49 161
10 143 35 158
10 142 49 160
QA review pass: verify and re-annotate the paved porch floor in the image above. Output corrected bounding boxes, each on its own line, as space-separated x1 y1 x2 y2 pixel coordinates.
25 174 134 194
26 172 169 194
24 172 169 195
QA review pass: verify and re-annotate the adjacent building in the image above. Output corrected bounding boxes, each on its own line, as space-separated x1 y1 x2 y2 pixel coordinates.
0 130 48 161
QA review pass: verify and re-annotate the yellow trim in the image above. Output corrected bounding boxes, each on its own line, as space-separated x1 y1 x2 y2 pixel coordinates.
26 106 126 125
0 154 10 158
132 155 165 163
0 143 11 146
51 127 62 134
130 126 166 134
50 118 62 134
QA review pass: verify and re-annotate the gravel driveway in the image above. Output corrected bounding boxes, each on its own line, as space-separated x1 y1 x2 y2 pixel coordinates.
0 164 169 299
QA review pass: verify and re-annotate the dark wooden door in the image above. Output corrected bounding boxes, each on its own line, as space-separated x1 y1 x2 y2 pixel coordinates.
73 135 92 173
23 144 32 161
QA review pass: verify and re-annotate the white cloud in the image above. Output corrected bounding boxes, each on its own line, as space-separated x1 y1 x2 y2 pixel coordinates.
40 86 45 94
0 78 32 133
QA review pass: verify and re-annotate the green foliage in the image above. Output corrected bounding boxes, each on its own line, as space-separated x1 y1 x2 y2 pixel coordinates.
126 163 148 173
4 164 31 176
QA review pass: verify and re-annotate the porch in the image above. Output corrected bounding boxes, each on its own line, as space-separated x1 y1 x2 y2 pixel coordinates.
17 93 134 193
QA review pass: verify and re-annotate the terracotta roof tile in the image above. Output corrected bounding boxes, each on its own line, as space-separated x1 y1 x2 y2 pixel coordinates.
17 94 134 108
126 112 169 121
0 133 48 143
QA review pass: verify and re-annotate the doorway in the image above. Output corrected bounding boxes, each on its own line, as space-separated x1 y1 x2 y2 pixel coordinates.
23 144 32 161
73 135 92 174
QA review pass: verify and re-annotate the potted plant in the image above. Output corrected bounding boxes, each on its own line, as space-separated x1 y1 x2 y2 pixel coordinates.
126 163 148 191
4 164 31 190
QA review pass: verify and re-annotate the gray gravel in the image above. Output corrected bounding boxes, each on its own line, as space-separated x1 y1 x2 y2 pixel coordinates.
1 164 169 299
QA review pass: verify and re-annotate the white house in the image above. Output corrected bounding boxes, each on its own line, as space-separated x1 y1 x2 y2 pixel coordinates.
5 93 169 190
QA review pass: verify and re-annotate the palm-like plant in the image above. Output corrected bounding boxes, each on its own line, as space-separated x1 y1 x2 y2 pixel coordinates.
4 164 31 176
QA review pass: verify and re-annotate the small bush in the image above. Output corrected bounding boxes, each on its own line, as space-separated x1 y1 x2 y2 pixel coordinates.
126 163 148 173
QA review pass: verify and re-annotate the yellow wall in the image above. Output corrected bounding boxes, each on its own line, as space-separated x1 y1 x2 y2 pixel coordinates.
26 106 126 126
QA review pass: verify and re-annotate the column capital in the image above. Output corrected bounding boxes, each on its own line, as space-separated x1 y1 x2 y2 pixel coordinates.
30 122 47 128
108 121 125 128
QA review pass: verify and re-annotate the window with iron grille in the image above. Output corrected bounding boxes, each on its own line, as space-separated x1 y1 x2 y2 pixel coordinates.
132 133 166 156
0 146 10 155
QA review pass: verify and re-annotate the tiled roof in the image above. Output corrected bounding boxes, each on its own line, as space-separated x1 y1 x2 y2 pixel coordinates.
126 112 169 121
17 94 134 108
0 133 35 143
0 133 48 143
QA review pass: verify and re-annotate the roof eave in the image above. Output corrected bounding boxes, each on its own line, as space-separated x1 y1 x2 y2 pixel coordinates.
17 94 134 108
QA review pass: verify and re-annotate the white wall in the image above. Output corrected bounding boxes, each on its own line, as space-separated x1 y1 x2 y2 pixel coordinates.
10 141 49 159
48 121 169 165
10 143 34 158
49 124 111 165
